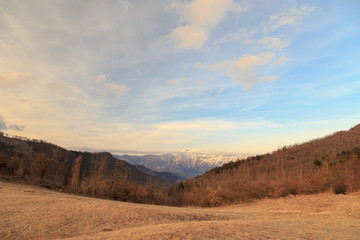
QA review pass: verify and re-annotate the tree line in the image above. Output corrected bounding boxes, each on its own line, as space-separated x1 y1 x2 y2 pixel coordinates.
1 124 360 207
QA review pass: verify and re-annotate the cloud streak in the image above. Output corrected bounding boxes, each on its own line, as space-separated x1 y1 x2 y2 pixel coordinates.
266 5 315 33
197 52 280 88
0 1 358 153
0 72 34 88
168 0 245 49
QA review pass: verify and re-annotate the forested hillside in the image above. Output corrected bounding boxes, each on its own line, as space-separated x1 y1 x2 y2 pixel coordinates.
0 133 174 204
1 124 360 207
169 124 360 206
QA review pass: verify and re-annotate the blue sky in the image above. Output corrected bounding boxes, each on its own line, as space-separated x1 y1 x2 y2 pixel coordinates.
1 0 360 154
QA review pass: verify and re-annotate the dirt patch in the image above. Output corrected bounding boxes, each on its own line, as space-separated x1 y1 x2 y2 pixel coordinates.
1 181 359 239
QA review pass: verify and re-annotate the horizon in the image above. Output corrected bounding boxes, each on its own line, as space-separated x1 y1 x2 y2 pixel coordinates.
1 1 360 154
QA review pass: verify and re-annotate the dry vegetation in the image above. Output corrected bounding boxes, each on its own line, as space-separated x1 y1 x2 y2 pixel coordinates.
0 133 173 205
1 181 360 240
173 124 360 206
1 124 360 207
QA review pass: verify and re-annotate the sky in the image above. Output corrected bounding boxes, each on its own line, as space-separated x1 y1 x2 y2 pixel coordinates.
1 0 360 154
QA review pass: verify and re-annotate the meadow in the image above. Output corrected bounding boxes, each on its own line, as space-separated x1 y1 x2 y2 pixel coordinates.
1 181 359 240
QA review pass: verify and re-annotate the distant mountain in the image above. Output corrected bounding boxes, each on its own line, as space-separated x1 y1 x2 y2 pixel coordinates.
171 124 360 206
3 123 359 207
114 153 243 179
134 164 185 181
0 133 175 204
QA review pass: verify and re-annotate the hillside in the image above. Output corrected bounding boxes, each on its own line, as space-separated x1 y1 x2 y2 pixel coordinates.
1 181 359 239
171 124 360 206
1 124 360 207
0 134 175 204
133 164 184 181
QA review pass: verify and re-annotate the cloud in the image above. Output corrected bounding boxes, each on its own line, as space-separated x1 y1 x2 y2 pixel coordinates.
0 72 33 88
8 124 25 131
96 119 281 152
208 52 277 87
274 55 291 65
95 74 107 82
167 77 191 84
257 37 289 50
266 6 315 33
105 83 127 97
168 0 245 49
217 88 226 95
155 119 238 131
215 28 256 45
0 115 24 131
0 116 6 130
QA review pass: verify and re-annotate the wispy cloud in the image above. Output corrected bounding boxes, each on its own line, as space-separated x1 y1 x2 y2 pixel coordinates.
265 5 315 33
76 119 282 152
0 1 358 153
257 37 289 50
104 83 127 98
0 72 34 88
168 0 245 49
167 77 192 84
215 28 256 45
197 52 279 88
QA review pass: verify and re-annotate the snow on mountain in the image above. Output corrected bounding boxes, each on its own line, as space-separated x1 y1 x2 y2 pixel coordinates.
113 152 245 179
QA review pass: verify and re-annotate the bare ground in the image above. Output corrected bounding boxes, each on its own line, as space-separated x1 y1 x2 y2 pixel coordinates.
1 181 359 240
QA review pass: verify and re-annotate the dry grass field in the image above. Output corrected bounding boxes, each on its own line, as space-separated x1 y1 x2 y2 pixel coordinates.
1 181 359 240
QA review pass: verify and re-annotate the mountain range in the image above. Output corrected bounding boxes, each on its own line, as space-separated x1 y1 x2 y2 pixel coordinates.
114 153 244 180
1 123 360 207
0 133 175 204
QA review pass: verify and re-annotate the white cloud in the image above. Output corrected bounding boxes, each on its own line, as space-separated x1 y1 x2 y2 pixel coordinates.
210 52 277 87
217 88 226 95
274 55 291 65
95 74 107 82
266 6 315 33
105 83 127 97
262 76 278 82
257 37 289 50
215 28 256 45
167 77 191 84
88 119 281 152
168 0 245 49
155 119 238 131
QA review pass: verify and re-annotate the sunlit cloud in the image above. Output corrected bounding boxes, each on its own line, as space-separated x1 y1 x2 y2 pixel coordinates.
104 83 127 97
95 74 107 82
167 77 191 84
199 52 279 88
78 119 282 152
168 0 245 49
0 72 34 88
0 1 358 154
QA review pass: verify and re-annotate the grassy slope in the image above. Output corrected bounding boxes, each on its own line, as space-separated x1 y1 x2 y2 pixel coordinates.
1 181 360 240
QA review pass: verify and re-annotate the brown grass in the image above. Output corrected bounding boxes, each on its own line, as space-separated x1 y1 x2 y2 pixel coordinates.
1 181 360 240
